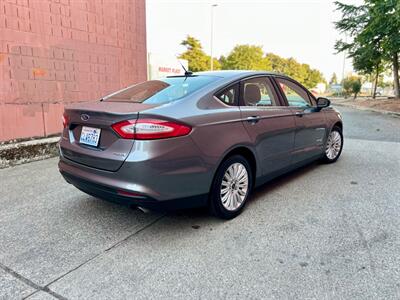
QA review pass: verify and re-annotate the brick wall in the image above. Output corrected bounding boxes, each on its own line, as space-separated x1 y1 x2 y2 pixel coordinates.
0 0 147 142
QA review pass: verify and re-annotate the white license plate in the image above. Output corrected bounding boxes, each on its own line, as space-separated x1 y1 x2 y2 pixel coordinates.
79 126 101 147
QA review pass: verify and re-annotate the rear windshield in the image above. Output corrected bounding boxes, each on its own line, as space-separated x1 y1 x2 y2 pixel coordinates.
105 76 220 104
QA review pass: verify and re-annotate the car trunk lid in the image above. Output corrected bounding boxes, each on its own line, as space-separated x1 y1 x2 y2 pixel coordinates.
60 101 156 172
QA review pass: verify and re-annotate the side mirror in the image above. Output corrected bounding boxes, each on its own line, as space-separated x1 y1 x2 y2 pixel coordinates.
316 97 330 108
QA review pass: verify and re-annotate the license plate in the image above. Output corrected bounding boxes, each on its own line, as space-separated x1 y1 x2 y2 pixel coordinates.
79 126 101 147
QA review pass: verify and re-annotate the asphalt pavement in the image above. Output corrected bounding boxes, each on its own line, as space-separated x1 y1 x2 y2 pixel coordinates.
0 106 399 300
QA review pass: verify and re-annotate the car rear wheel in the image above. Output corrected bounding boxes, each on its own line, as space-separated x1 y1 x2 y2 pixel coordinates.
322 126 343 163
209 155 253 219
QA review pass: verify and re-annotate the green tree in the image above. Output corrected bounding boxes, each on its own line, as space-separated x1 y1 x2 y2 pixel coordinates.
352 43 386 97
352 78 362 99
264 53 287 73
218 55 227 69
368 0 400 98
264 53 325 88
330 73 338 85
209 57 221 70
184 40 326 89
222 45 271 70
335 1 383 98
179 36 220 72
342 76 362 99
335 0 400 98
300 63 326 89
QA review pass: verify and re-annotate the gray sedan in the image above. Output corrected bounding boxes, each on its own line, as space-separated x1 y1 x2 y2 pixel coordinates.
59 71 343 219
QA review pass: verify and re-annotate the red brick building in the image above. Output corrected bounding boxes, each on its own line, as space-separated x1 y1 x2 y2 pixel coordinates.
0 0 147 142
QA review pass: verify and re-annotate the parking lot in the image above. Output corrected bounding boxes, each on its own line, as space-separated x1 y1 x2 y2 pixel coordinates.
1 106 400 300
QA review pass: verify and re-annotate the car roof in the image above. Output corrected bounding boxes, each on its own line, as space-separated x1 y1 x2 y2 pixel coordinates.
194 70 284 79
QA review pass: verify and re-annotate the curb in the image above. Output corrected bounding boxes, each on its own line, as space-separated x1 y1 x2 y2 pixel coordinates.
0 137 60 169
332 102 400 117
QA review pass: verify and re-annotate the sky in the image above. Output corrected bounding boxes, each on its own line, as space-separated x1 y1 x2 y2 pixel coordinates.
146 0 364 81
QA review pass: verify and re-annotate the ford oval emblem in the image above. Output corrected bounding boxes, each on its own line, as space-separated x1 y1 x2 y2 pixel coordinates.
81 114 90 121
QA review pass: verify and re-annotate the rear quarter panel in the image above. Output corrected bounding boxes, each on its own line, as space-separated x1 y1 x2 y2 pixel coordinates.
138 92 257 192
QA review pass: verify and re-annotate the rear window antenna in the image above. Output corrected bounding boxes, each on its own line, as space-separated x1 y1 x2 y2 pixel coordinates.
177 57 193 77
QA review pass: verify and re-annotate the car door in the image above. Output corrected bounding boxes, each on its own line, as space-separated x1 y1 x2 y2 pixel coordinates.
273 76 327 163
239 76 296 177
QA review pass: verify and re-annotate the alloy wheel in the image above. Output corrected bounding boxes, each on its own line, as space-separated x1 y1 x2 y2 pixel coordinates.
325 130 342 160
220 162 249 211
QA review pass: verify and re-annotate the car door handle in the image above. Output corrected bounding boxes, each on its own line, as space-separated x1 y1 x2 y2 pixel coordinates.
246 116 261 124
295 111 305 117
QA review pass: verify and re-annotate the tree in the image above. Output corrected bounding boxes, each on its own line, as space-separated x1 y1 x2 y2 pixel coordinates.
352 42 386 98
222 45 271 71
264 53 286 73
182 39 327 89
179 36 220 72
264 53 325 88
342 76 362 99
209 57 221 70
335 0 400 98
301 64 326 89
218 55 227 69
330 73 338 85
335 1 383 99
368 0 400 98
352 78 362 99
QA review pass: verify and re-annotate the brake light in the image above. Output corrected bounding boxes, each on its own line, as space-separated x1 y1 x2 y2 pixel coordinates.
62 113 68 128
135 119 192 140
111 120 136 139
112 119 191 140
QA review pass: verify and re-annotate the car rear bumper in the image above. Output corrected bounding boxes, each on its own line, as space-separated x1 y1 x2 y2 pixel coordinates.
58 134 213 209
59 133 215 199
60 167 208 211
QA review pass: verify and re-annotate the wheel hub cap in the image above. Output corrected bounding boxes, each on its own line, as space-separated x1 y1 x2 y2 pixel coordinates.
326 130 342 160
220 163 249 211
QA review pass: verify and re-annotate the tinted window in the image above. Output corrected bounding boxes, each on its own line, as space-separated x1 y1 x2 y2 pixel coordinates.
241 77 278 106
105 76 219 104
216 84 238 106
276 78 312 107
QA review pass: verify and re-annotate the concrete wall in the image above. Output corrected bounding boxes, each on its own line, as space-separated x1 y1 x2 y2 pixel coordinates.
0 0 147 142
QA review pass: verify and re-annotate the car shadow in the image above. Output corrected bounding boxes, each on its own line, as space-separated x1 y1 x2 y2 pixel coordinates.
58 160 325 254
251 161 320 200
75 160 322 226
168 160 322 219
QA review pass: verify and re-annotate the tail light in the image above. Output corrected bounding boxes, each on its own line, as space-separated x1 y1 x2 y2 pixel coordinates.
62 113 68 128
112 119 191 140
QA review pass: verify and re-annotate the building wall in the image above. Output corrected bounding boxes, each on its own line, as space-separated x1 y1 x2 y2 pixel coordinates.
0 0 147 142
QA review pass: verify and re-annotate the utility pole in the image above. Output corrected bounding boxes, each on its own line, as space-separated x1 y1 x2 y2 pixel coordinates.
210 4 218 71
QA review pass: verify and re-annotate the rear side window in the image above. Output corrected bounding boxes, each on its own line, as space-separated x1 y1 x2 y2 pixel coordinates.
105 76 220 104
216 84 239 106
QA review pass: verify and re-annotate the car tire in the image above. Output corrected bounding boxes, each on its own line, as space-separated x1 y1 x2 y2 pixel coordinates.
322 126 343 163
209 155 253 219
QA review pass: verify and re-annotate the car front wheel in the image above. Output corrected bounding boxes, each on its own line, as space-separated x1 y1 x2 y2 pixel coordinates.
209 155 253 219
322 126 343 163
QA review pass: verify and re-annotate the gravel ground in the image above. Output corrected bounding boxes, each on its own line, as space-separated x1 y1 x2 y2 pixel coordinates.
332 97 400 114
